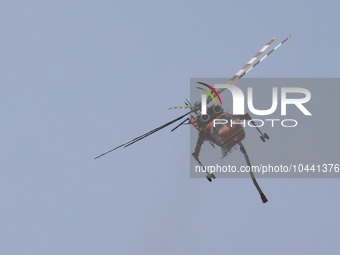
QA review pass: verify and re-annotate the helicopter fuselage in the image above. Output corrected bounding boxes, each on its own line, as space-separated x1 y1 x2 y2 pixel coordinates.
190 112 245 151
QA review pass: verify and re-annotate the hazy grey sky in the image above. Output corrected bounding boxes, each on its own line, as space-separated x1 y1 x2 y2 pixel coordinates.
1 0 340 254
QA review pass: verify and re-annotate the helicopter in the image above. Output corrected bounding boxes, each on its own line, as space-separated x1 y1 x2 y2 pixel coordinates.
95 36 291 204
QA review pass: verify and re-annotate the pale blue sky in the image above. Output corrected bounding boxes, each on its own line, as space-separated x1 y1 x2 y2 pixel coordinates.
1 0 340 254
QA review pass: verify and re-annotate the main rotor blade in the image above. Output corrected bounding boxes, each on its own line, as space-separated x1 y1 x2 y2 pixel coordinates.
94 111 191 159
236 35 291 81
122 112 190 148
227 37 277 85
205 39 276 105
171 117 189 132
168 105 192 110
206 36 291 104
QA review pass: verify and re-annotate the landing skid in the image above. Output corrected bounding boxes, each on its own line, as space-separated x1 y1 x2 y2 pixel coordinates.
191 132 268 203
206 172 216 182
196 161 216 182
239 142 268 203
260 132 270 142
